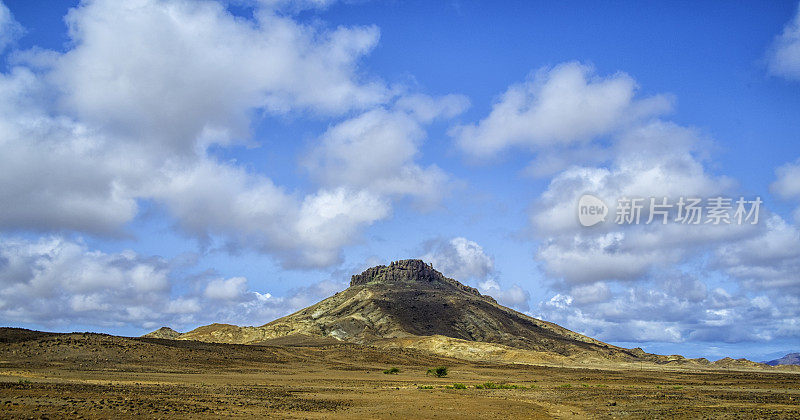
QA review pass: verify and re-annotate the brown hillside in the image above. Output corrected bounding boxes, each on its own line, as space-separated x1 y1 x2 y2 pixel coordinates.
178 259 650 361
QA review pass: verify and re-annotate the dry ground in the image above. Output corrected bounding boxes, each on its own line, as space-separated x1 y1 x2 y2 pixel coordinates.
0 329 798 419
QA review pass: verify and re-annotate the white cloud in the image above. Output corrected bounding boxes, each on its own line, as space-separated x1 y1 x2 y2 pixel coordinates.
568 282 610 305
771 157 800 223
304 95 467 209
771 158 800 199
204 277 248 300
394 93 470 123
0 236 170 325
478 279 530 311
536 276 799 343
418 237 530 310
0 67 140 234
0 1 22 52
50 0 387 154
151 159 390 268
0 0 408 268
293 188 391 266
451 62 671 159
450 61 800 346
0 72 390 267
714 215 800 293
767 4 800 80
420 237 494 281
0 236 347 330
530 121 743 285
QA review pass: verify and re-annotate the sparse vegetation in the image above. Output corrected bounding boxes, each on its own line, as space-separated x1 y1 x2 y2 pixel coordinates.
426 366 448 377
559 384 572 388
452 383 467 389
476 382 519 389
383 367 400 374
417 385 434 389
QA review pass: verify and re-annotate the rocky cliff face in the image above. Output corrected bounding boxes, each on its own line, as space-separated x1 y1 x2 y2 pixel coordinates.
349 259 494 302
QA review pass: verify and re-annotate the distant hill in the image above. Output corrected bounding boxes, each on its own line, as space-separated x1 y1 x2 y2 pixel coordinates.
147 259 779 369
764 353 800 366
142 326 181 339
175 259 681 364
179 260 631 357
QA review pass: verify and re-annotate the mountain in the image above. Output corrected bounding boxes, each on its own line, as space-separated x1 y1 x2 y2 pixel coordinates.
174 259 657 362
142 326 181 339
764 353 800 366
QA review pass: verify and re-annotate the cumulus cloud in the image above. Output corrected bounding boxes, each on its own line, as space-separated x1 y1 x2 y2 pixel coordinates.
204 277 248 300
453 61 800 347
48 0 387 154
0 64 388 267
418 237 530 310
0 236 346 330
771 158 800 199
536 277 799 344
150 159 390 267
767 4 800 80
771 157 800 222
0 1 22 52
450 62 671 160
0 67 146 235
0 236 171 326
530 121 743 285
478 279 530 311
304 95 467 208
0 0 432 268
714 215 800 294
420 237 494 281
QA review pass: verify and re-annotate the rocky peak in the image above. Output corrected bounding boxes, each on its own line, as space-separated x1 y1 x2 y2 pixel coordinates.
350 259 439 286
350 259 493 302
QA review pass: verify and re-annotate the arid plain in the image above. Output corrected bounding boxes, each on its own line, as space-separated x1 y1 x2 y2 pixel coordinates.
1 328 799 419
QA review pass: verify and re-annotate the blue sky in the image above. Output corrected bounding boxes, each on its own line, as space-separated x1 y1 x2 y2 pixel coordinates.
1 0 799 362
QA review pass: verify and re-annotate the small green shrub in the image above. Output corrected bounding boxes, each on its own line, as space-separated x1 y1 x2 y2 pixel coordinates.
479 382 519 389
452 383 467 389
383 367 400 374
417 385 434 389
426 366 448 377
559 384 572 388
673 385 683 390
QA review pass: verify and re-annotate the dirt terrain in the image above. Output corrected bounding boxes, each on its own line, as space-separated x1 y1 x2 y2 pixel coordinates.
1 328 798 419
